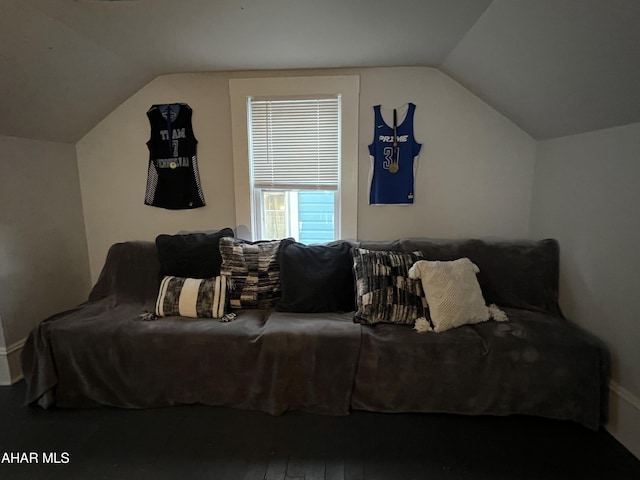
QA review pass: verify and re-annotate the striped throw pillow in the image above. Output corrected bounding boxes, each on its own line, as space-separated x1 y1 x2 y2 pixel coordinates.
155 276 228 318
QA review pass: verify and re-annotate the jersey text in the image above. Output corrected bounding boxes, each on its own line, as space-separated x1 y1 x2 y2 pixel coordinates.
160 128 186 140
378 135 408 143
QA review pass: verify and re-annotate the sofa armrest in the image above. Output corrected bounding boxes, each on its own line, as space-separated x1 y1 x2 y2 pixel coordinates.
89 241 160 305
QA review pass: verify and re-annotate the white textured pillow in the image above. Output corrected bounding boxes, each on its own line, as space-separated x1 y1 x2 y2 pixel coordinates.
409 258 507 333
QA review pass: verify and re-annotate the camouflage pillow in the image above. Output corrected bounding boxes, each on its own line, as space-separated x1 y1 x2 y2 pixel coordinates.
219 237 290 309
352 248 427 325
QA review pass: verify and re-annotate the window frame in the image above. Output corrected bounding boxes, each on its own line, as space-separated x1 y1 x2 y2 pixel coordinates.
229 75 359 241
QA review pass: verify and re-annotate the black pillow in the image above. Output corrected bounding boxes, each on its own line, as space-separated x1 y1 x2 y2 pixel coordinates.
276 240 356 313
155 228 234 279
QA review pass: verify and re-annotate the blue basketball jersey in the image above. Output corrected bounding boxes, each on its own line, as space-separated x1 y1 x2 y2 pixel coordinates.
368 103 421 205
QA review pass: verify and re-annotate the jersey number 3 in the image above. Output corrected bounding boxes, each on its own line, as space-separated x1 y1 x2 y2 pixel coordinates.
383 146 394 170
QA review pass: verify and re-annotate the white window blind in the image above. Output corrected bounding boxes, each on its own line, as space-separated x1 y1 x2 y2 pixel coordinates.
249 97 340 190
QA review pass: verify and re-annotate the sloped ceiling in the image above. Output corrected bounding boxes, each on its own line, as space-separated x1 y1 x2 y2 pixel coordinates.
1 0 639 143
442 0 640 139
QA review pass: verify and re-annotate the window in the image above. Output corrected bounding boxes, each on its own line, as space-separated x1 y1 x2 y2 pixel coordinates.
229 76 359 242
249 97 340 243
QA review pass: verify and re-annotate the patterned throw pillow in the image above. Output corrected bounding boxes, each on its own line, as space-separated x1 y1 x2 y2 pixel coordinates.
352 248 427 325
219 237 289 309
408 258 508 332
155 276 228 318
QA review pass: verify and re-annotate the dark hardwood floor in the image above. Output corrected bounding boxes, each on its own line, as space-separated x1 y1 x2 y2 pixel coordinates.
1 380 638 479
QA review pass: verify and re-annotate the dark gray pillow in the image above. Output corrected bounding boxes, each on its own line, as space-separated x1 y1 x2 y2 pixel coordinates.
352 248 427 325
276 240 356 313
155 228 234 279
402 238 561 315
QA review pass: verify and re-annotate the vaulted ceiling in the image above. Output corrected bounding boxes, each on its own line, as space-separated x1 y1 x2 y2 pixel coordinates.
2 0 639 143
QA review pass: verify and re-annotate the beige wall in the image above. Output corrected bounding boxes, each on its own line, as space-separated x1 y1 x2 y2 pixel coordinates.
530 123 640 457
0 135 91 360
77 72 237 281
77 67 537 281
357 68 535 240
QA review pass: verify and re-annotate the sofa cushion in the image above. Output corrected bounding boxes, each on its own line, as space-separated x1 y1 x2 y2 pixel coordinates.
352 308 609 429
155 276 228 318
352 248 427 325
276 240 356 313
219 237 289 309
401 238 561 315
358 239 403 251
155 228 234 279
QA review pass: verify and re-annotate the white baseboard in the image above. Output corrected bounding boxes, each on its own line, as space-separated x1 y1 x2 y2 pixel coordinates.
0 338 25 386
607 381 640 460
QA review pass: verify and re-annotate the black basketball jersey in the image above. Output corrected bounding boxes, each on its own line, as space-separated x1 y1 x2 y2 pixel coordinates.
145 103 205 209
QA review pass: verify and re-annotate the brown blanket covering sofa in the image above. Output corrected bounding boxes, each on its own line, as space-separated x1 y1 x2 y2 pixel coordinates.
21 236 610 429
